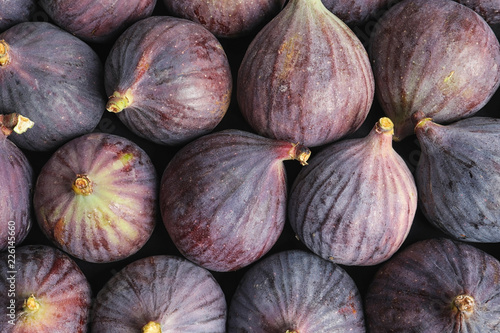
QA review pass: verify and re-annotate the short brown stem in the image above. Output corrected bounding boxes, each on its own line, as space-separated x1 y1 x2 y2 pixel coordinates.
72 174 93 195
0 113 34 137
289 143 311 166
453 294 475 318
0 40 10 66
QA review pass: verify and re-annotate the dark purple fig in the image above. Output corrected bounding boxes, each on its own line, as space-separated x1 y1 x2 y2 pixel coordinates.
228 250 366 332
159 129 311 272
0 22 106 151
455 0 500 24
0 0 37 31
365 238 500 332
0 114 33 251
413 113 500 243
288 117 417 266
0 244 92 332
322 0 395 25
38 0 156 43
237 0 374 147
33 132 157 263
91 255 226 332
370 0 500 141
162 0 286 38
104 16 232 146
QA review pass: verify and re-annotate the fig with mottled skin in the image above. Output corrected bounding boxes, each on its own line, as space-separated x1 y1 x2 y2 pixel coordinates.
322 0 396 26
455 0 500 24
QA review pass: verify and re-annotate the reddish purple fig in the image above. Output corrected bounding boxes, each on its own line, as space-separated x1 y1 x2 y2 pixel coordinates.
38 0 156 43
0 245 92 332
104 16 232 146
159 129 311 272
322 0 395 25
370 0 500 140
288 117 417 266
91 255 227 332
454 0 500 24
0 0 37 31
365 238 500 332
33 132 157 263
0 114 34 251
0 22 106 151
237 0 374 147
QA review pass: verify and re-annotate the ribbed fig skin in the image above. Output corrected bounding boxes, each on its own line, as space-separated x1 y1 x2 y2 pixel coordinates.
370 0 500 140
0 245 92 333
163 0 286 38
0 22 106 151
39 0 156 43
322 0 394 25
288 118 417 266
33 132 157 263
365 238 500 332
455 0 500 24
415 116 500 243
160 129 310 272
237 0 374 147
91 255 226 333
0 0 37 31
228 250 366 332
104 16 232 146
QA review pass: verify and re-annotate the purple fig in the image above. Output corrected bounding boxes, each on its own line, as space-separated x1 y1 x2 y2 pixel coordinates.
159 129 311 272
0 245 92 332
228 250 366 332
322 0 395 26
104 16 232 146
365 238 500 332
38 0 156 43
414 113 500 243
33 132 157 263
237 0 374 147
454 0 500 24
0 114 34 251
288 117 417 266
0 0 37 31
0 22 106 151
91 255 227 332
370 0 500 140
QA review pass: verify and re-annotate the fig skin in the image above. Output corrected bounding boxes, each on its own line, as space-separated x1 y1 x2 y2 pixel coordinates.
33 132 157 263
369 0 500 141
414 114 500 243
455 0 500 24
0 245 92 333
365 238 500 332
0 114 34 251
0 22 106 151
288 117 417 266
162 0 287 38
228 250 366 332
38 0 156 43
322 0 395 26
91 255 227 332
0 0 37 31
159 129 311 272
237 0 374 147
104 16 232 146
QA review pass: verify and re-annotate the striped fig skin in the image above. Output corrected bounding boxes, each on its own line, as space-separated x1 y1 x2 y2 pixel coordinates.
104 16 232 146
415 116 500 243
160 129 311 272
0 22 106 151
370 0 500 140
322 0 394 26
39 0 156 43
0 245 92 333
0 0 37 31
228 250 366 332
91 255 226 333
33 132 157 263
365 238 500 332
237 0 374 148
288 118 417 266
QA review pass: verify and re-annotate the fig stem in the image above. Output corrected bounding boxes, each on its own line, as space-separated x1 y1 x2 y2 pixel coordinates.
106 90 132 113
453 294 475 318
375 117 394 135
0 113 34 137
72 174 93 195
0 40 10 66
142 321 162 333
289 143 311 166
23 294 40 313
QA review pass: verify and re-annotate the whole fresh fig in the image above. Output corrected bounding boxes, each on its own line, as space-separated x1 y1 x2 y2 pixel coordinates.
33 132 157 263
237 0 374 147
91 255 227 332
160 129 311 272
0 22 106 151
370 0 500 140
38 0 156 43
455 0 500 24
0 113 34 251
365 238 500 332
228 250 366 332
322 0 395 26
288 117 417 266
105 16 232 146
414 113 500 243
0 0 37 31
162 0 287 38
0 245 92 333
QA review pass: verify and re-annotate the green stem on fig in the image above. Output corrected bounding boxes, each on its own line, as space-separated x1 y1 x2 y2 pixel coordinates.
23 294 40 313
106 90 132 113
289 143 311 166
0 113 34 137
72 174 93 196
375 117 394 135
0 40 10 66
453 294 475 318
142 321 162 333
